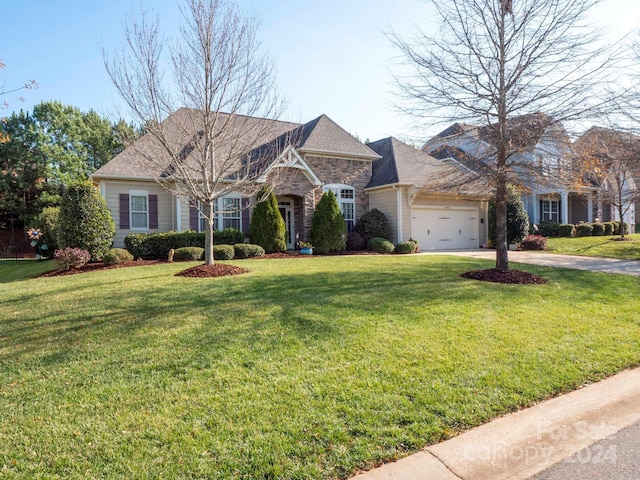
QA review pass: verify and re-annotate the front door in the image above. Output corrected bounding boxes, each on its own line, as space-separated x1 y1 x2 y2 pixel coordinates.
278 198 295 249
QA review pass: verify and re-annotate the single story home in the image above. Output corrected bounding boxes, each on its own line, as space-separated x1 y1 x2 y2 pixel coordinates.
91 109 492 251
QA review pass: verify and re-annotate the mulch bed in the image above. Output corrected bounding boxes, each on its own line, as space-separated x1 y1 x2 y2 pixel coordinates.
175 264 249 278
461 268 547 284
39 259 164 277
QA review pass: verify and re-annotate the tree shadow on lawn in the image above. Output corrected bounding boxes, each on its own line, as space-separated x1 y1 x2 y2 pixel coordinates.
3 257 632 366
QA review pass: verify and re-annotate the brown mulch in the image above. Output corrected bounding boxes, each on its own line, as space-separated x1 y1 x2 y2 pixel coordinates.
39 259 164 277
175 264 249 278
461 268 547 284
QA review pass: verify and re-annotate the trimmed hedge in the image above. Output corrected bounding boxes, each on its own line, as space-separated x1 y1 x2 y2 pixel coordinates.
249 187 286 253
103 248 133 265
576 224 593 237
234 243 265 259
369 237 395 254
521 235 547 250
591 222 605 236
613 221 629 235
603 222 615 236
396 241 418 254
174 247 205 261
558 224 574 238
538 221 560 237
212 244 234 260
124 229 241 259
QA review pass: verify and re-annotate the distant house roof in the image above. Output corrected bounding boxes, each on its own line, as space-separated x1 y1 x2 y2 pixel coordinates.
366 137 491 197
92 109 378 181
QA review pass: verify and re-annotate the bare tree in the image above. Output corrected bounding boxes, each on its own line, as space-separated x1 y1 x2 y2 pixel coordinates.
390 0 626 271
104 0 289 265
574 127 640 238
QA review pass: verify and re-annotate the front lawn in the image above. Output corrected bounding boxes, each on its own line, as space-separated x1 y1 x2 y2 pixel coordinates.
0 258 58 283
1 256 639 479
545 234 640 259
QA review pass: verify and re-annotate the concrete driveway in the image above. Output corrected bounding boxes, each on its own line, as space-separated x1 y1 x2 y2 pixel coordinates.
420 249 640 276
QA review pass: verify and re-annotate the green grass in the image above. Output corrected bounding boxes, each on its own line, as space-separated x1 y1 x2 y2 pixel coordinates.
1 256 639 479
546 233 640 259
0 259 58 283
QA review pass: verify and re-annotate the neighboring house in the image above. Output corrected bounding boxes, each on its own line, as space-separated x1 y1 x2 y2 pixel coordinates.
574 126 638 230
366 137 490 250
423 113 598 227
91 109 494 251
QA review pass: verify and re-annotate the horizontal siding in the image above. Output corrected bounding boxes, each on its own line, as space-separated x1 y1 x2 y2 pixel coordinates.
100 180 175 248
368 188 399 243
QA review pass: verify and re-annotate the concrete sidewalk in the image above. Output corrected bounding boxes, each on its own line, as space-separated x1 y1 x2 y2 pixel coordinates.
421 249 640 276
351 368 640 480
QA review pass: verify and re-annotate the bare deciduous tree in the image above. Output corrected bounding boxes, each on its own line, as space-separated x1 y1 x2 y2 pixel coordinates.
390 0 625 271
104 0 290 265
574 127 640 238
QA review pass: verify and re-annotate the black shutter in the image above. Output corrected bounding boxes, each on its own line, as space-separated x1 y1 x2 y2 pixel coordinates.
149 195 158 229
241 198 250 234
119 194 130 229
190 204 199 231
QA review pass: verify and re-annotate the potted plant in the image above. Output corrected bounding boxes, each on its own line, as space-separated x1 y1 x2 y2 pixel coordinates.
299 242 313 255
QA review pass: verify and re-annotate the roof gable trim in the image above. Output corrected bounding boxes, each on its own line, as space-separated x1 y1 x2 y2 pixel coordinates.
259 145 322 186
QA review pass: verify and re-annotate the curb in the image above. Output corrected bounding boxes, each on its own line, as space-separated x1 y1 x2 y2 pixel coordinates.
351 367 640 480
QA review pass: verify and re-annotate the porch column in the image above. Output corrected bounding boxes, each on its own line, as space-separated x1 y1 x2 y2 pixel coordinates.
176 197 182 231
587 194 593 223
532 194 539 225
561 192 569 224
595 191 603 222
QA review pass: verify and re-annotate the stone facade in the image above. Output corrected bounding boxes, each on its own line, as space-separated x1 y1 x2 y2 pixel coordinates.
269 155 373 241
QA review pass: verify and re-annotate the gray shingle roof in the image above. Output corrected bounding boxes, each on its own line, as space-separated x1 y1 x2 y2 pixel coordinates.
367 137 491 197
92 109 378 181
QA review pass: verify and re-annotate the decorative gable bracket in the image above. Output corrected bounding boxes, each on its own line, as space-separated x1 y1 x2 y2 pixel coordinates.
258 145 322 186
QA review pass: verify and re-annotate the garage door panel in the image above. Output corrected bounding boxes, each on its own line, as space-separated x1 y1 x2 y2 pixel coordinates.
411 207 479 250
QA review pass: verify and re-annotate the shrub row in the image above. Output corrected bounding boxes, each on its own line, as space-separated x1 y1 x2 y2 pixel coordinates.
540 221 629 238
124 228 243 259
172 244 265 261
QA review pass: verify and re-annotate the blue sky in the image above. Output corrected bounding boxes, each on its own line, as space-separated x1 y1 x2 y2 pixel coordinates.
2 0 639 142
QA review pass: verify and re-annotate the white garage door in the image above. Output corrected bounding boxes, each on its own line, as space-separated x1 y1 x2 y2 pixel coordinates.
411 207 479 250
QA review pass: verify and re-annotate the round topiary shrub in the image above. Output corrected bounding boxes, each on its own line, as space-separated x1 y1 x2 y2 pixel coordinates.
369 237 395 253
488 185 529 245
576 224 593 237
558 224 575 237
174 246 205 261
103 248 134 265
355 208 392 242
250 187 286 253
346 231 366 251
395 241 418 254
212 244 234 260
591 223 605 236
55 247 91 270
234 243 265 259
57 182 115 261
310 190 347 254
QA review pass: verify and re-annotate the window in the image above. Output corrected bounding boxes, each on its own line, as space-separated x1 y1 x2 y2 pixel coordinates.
221 197 241 230
541 199 559 222
130 192 148 229
198 195 242 232
324 184 356 232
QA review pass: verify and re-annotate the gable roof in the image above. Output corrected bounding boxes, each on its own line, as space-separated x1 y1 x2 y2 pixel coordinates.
366 137 491 197
92 110 379 181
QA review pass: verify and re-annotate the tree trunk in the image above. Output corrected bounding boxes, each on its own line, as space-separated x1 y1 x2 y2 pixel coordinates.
204 200 215 265
495 178 509 271
618 204 626 239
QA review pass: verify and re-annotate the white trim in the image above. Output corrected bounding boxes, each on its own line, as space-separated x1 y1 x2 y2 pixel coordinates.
324 184 356 231
260 145 322 185
394 185 403 243
99 181 106 198
129 190 149 231
176 197 182 231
